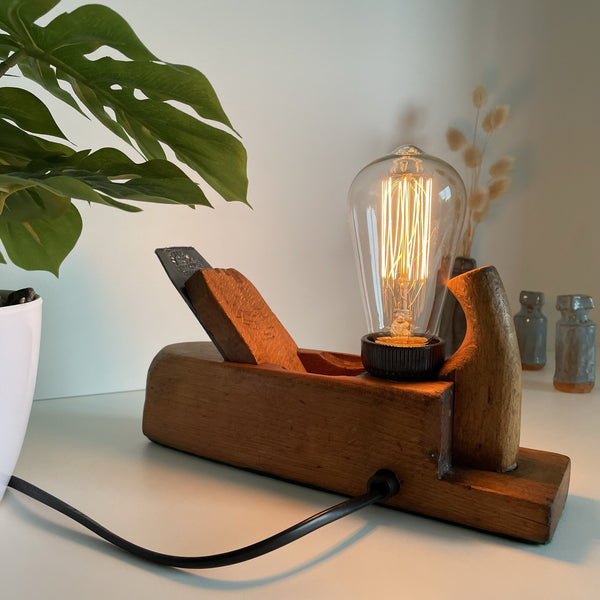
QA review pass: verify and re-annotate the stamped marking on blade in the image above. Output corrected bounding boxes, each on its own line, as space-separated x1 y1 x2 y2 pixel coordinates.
166 247 211 277
155 247 227 359
155 247 212 295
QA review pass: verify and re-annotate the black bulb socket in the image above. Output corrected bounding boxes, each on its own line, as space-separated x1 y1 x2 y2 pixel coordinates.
361 332 445 381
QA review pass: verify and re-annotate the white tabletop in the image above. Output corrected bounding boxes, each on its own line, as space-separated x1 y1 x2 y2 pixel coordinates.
2 361 599 600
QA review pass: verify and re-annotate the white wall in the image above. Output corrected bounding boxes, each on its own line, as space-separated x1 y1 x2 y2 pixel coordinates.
1 0 598 399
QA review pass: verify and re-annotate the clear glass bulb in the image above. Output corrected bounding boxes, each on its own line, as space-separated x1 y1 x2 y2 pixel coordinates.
348 145 466 379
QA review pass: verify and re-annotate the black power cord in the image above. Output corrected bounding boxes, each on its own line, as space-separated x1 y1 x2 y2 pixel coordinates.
8 469 400 569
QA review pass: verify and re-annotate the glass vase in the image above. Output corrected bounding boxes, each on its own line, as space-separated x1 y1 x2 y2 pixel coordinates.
553 294 595 393
514 291 547 370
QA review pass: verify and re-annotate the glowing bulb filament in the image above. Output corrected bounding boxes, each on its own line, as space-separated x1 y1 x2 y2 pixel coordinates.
380 175 432 337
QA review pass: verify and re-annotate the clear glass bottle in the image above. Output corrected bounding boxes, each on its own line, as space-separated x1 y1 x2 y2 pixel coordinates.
554 295 595 393
514 291 547 370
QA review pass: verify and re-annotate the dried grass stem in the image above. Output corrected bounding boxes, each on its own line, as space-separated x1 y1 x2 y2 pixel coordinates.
446 85 513 255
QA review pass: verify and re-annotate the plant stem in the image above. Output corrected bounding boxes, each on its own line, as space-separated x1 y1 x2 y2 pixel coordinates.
0 49 27 78
463 218 472 256
472 107 480 144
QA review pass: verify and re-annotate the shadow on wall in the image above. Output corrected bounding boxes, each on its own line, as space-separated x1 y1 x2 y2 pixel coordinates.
390 104 429 150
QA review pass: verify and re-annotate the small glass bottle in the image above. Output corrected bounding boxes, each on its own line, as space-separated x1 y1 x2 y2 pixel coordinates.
554 295 595 393
513 291 547 370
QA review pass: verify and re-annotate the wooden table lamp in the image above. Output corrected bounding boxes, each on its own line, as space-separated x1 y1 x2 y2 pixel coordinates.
143 248 570 543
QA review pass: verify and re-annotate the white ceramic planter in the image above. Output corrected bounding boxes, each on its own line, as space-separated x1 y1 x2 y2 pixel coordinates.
0 293 42 500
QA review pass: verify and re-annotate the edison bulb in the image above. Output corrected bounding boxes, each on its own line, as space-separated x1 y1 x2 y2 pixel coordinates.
348 145 466 380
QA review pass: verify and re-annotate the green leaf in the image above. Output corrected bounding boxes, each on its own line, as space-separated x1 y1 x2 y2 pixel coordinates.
0 0 249 274
16 0 60 25
109 93 247 203
73 149 210 204
0 184 71 221
47 54 246 199
0 147 212 214
71 58 235 129
0 201 82 276
0 119 73 165
0 33 18 59
1 2 248 204
116 111 166 159
0 87 67 137
0 0 58 47
36 4 156 60
18 55 86 115
0 0 59 33
67 77 133 146
75 149 211 205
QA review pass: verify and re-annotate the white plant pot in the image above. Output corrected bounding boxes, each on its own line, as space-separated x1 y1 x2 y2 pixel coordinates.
0 293 42 500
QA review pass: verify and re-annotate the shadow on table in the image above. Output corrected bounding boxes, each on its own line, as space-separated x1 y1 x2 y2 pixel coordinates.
10 400 598 590
8 472 598 592
6 489 377 589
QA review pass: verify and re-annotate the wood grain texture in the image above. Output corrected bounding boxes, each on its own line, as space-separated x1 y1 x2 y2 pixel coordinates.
440 447 570 542
144 341 453 498
184 268 306 372
439 266 522 472
298 348 366 376
143 342 570 543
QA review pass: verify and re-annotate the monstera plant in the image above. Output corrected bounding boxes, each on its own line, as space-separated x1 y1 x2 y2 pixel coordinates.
0 0 247 275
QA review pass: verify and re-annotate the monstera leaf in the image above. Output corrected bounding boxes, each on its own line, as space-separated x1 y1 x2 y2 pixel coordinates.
0 0 247 274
